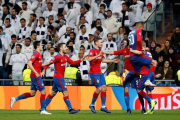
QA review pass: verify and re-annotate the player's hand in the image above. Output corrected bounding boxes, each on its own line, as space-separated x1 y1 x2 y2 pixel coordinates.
81 55 88 61
9 74 12 79
114 58 120 63
5 63 8 67
37 2 41 6
51 67 54 71
41 71 45 78
98 51 104 57
63 11 67 15
35 72 40 78
145 38 149 41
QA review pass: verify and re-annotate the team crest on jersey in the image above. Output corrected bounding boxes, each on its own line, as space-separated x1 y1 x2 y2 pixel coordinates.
89 52 93 55
97 80 99 83
31 56 35 59
52 57 55 61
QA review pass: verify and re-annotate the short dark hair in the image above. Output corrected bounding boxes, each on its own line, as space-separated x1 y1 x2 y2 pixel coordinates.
67 40 74 46
70 32 76 37
47 42 54 47
96 26 103 32
156 44 161 48
135 22 144 26
80 25 86 29
48 25 54 31
31 30 37 36
122 3 128 7
20 18 26 22
3 5 9 11
30 13 37 18
84 3 90 11
107 10 112 13
94 37 102 44
16 44 22 49
67 46 74 53
0 26 3 31
107 33 112 37
22 2 27 6
5 18 10 22
50 47 55 50
33 41 41 49
39 17 45 21
11 34 16 39
80 45 85 50
100 4 106 9
57 43 65 52
11 8 16 12
124 33 128 36
57 13 64 17
26 37 31 42
47 2 53 6
96 19 101 23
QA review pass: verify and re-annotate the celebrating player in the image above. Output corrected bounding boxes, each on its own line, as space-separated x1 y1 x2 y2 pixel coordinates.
10 41 51 115
43 43 87 114
103 39 146 114
128 22 157 86
130 41 157 113
88 37 120 113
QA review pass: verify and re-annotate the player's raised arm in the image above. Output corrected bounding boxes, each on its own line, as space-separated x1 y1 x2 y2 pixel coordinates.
103 51 114 55
130 48 143 55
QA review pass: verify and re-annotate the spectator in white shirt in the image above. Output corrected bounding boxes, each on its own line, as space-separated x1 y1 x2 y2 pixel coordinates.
95 26 108 42
78 50 90 81
17 18 32 43
43 42 53 62
76 16 91 34
30 30 37 42
27 13 40 30
109 0 124 19
116 27 126 50
63 0 81 15
5 34 17 67
41 0 59 13
84 3 93 25
52 33 60 51
91 0 107 21
58 18 67 38
45 15 59 28
9 44 28 85
31 0 43 18
65 2 78 28
44 47 57 81
17 0 32 10
21 37 34 60
35 17 47 41
3 18 16 36
69 32 76 45
43 2 57 20
66 46 78 67
95 4 107 26
119 3 136 34
86 34 94 53
129 0 144 22
6 9 21 35
59 27 71 44
75 25 89 51
76 7 91 26
104 10 121 38
19 2 33 25
1 5 11 23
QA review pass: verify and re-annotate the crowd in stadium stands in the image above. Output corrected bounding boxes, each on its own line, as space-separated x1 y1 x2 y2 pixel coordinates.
0 0 179 86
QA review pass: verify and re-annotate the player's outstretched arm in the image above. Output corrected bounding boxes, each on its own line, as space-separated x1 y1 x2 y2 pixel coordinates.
42 60 53 67
66 55 87 65
103 51 114 55
102 58 120 63
88 51 103 62
130 48 142 55
28 61 40 78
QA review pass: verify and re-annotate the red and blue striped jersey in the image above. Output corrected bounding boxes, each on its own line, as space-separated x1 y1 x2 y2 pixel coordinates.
44 53 81 78
128 28 142 56
29 51 43 77
88 48 104 74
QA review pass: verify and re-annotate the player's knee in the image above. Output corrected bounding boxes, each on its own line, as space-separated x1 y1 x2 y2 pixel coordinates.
96 88 101 94
101 86 107 92
30 92 36 97
40 90 46 94
51 91 57 97
63 91 68 97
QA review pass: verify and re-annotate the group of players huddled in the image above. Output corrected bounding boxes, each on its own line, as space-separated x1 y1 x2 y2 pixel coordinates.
10 22 157 115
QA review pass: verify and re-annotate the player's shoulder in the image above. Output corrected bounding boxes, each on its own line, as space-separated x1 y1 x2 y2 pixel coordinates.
90 48 95 51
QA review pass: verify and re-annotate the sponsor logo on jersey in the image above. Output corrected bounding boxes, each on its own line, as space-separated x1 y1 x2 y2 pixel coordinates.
97 79 99 83
42 83 44 86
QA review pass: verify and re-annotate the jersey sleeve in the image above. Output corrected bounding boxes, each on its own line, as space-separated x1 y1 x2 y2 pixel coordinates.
88 49 95 57
113 49 124 55
136 29 142 51
65 55 81 65
44 56 57 70
9 55 13 65
29 53 38 63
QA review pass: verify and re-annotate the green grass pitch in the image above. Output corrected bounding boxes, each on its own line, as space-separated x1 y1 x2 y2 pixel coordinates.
0 110 179 120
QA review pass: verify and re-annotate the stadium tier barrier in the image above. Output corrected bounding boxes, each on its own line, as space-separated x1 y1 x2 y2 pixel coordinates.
0 86 180 110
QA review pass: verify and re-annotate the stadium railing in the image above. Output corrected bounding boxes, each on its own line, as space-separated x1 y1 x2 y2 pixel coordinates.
143 0 173 42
